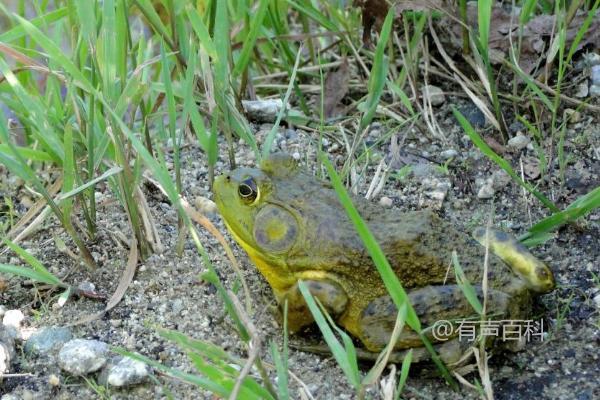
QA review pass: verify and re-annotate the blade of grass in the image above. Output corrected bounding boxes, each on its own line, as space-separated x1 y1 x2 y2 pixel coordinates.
452 251 483 315
2 238 62 285
298 281 361 389
232 0 269 78
0 7 68 43
359 7 394 132
521 186 600 242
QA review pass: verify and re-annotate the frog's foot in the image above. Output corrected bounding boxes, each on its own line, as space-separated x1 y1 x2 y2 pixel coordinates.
280 279 348 333
359 285 511 351
472 227 555 293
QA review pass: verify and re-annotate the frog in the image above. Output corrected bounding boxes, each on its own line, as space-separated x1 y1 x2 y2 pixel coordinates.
213 153 555 364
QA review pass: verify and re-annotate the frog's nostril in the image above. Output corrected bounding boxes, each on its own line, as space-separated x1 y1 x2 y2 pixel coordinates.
226 175 231 182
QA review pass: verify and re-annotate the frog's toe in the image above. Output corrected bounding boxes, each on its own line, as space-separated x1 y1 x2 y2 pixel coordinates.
472 227 555 293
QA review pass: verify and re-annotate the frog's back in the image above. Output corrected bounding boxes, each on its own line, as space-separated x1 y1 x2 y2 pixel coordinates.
278 175 513 289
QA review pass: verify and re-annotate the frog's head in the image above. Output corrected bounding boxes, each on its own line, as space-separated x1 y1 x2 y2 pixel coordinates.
213 154 302 281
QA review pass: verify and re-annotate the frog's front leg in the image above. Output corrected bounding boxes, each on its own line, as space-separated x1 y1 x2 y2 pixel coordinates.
278 279 348 333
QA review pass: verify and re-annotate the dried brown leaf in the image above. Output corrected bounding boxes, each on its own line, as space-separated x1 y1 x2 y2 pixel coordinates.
354 0 389 45
323 58 350 118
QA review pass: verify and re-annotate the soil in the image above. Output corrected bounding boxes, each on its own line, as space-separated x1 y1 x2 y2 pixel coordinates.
1 97 599 400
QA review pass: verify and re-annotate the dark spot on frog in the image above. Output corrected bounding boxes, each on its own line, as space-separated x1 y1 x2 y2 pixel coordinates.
255 229 267 245
363 301 377 317
494 230 510 242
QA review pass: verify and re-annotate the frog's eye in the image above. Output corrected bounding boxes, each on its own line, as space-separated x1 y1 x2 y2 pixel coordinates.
238 177 258 204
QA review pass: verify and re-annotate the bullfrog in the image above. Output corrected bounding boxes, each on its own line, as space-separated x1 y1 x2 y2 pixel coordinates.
213 153 555 363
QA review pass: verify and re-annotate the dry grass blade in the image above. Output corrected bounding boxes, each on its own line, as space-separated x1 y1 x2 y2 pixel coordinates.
0 42 46 68
429 23 500 130
5 177 62 242
228 291 270 400
70 238 138 326
473 347 494 399
135 187 164 254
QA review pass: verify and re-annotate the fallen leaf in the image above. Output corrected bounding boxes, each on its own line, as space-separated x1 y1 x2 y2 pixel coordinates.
353 0 389 46
323 58 350 118
483 136 507 154
354 0 445 45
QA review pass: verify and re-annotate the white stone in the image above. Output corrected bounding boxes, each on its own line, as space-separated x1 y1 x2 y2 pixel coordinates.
379 196 393 207
440 149 458 159
241 99 284 123
574 82 588 98
507 134 531 151
58 339 108 375
589 84 600 97
477 183 495 199
421 85 445 106
2 310 24 330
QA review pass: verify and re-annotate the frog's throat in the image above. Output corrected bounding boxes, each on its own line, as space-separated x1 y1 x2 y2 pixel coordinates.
223 220 296 293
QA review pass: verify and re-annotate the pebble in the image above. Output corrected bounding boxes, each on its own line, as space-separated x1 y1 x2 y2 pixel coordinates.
77 281 96 293
379 196 393 207
292 152 301 161
589 85 600 97
421 177 451 209
421 85 445 106
241 99 284 123
574 82 589 98
99 356 152 387
20 196 34 209
2 310 24 330
58 339 109 375
25 326 73 356
507 134 530 151
591 65 600 85
48 374 60 386
0 341 13 374
440 149 458 159
458 104 486 128
0 305 6 319
593 293 600 309
490 170 511 190
477 182 495 199
564 109 581 123
583 52 600 67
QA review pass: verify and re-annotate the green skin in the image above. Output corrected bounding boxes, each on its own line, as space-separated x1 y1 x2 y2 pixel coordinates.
213 153 555 363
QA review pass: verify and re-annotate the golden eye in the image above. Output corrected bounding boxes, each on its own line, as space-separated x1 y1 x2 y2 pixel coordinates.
238 177 258 203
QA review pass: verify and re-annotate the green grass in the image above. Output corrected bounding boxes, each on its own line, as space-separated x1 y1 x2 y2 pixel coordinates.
1 0 599 398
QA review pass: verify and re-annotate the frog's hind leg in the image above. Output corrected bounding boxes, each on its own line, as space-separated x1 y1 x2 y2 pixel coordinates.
472 227 555 293
358 285 512 352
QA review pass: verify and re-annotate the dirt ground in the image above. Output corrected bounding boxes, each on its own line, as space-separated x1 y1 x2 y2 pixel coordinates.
1 95 599 399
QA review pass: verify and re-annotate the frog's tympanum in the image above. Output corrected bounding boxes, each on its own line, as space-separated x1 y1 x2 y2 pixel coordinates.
213 153 555 363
